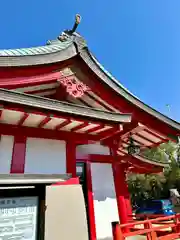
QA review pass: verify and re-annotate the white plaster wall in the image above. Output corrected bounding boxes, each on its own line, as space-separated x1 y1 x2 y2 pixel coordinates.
0 135 14 173
25 138 66 174
91 163 119 240
76 143 110 159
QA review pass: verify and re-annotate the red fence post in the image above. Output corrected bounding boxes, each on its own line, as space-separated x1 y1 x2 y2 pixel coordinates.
174 214 180 233
143 216 152 240
112 222 123 240
147 221 157 240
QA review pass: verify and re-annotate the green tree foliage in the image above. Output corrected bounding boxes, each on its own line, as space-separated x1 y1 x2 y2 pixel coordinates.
127 141 180 205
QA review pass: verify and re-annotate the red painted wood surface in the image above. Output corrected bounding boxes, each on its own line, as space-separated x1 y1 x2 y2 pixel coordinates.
0 123 98 143
112 163 130 228
10 135 27 173
112 214 180 240
86 162 97 240
76 58 179 138
66 141 76 178
52 177 79 185
112 222 123 240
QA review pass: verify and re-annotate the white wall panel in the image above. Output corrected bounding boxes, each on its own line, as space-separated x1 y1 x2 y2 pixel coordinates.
0 135 14 173
25 138 66 174
91 163 119 240
76 143 110 159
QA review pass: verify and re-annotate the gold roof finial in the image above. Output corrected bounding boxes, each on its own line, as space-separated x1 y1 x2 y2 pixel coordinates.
57 14 82 42
71 14 82 33
75 14 81 25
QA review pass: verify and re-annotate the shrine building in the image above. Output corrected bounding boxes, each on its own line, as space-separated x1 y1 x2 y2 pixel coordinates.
0 15 179 240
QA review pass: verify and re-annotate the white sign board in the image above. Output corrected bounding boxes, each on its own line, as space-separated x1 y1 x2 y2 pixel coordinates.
0 196 38 240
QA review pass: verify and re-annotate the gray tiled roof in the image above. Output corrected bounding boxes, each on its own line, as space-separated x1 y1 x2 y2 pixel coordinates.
0 31 86 66
0 39 73 56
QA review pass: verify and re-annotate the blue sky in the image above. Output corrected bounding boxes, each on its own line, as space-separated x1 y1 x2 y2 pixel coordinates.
0 0 179 121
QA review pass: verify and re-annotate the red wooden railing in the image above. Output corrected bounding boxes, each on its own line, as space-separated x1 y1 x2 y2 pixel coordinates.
112 214 180 240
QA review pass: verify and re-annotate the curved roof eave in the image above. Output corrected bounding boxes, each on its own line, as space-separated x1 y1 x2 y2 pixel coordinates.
134 154 169 168
124 154 168 173
0 31 179 135
0 88 132 123
79 47 180 134
0 39 77 67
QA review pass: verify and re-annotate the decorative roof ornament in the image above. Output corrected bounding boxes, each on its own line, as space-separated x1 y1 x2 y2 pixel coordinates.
58 14 82 42
72 14 82 33
59 74 89 98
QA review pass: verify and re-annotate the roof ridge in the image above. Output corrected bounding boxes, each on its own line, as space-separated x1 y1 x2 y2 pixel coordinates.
0 14 85 57
0 38 73 57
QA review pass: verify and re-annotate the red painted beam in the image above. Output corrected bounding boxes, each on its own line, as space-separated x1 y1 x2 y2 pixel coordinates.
38 116 52 128
135 132 157 144
148 138 169 148
117 151 163 173
103 122 139 145
24 87 57 95
17 113 29 126
99 125 123 142
55 119 71 130
120 123 146 139
0 72 60 89
71 122 89 132
122 153 165 170
0 59 73 78
1 105 113 129
145 128 166 141
1 106 121 142
85 154 113 163
76 98 94 108
77 152 162 169
128 161 163 173
118 155 163 174
115 123 163 150
131 167 162 174
76 60 179 138
86 91 115 112
0 123 99 142
85 124 103 134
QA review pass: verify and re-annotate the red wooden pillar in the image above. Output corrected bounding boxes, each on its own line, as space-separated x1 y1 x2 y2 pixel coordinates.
112 221 123 240
113 163 131 226
66 141 76 177
10 135 27 173
86 162 97 240
126 194 133 221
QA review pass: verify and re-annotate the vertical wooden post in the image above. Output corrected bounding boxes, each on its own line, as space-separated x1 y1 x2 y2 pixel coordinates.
86 162 97 240
112 163 129 230
111 146 132 230
10 135 27 173
174 214 180 233
66 141 76 177
112 221 123 240
147 221 157 240
144 218 152 240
